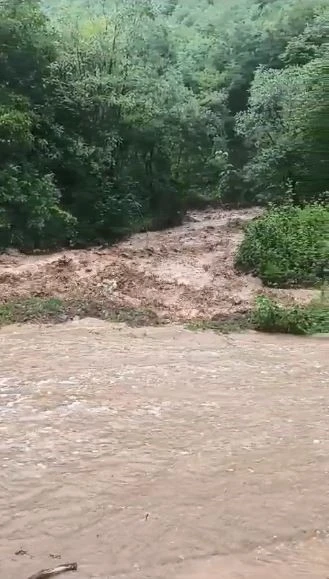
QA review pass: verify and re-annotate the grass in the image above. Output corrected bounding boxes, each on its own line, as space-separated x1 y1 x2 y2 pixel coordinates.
0 293 328 337
0 297 65 325
0 297 163 328
0 298 251 333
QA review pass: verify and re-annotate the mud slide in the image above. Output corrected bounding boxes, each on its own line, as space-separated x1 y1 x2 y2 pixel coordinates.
1 210 328 579
0 209 317 320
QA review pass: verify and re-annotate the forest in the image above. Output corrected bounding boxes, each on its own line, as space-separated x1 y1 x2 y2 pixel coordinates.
1 0 328 250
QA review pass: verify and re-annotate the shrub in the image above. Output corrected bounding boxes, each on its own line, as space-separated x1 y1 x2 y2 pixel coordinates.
236 204 329 287
252 295 329 335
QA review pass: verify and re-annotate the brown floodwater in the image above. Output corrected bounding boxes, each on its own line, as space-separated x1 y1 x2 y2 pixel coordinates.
1 320 329 578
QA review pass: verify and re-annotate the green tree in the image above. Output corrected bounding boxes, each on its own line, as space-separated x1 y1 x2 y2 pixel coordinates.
0 0 74 249
1 0 328 251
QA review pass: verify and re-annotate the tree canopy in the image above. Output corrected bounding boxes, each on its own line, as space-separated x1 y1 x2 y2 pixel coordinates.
0 0 328 249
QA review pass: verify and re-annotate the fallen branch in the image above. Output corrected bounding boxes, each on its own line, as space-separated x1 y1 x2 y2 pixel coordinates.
27 562 77 579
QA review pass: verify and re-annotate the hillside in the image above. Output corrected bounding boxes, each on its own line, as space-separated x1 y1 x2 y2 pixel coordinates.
1 0 328 252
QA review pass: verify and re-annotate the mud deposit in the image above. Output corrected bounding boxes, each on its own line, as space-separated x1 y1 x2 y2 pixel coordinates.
0 209 317 321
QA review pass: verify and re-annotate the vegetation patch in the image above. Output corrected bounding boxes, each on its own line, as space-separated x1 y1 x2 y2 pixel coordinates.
0 298 162 328
0 298 65 325
251 295 329 335
235 204 329 287
186 294 329 336
1 295 328 337
186 314 252 334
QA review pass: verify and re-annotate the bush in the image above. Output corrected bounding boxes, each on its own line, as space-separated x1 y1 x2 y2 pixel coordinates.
235 204 329 287
0 166 76 250
252 295 329 335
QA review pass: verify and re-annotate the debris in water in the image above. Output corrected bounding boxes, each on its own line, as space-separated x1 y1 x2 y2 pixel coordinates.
27 562 77 579
16 549 28 556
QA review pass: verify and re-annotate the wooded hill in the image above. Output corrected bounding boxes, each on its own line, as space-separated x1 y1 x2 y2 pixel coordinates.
1 0 328 249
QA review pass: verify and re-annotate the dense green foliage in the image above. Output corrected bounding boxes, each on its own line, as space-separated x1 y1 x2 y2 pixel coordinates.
1 0 329 249
236 204 329 287
252 295 329 335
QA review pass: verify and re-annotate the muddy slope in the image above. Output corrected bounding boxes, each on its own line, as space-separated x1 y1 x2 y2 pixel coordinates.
0 209 317 320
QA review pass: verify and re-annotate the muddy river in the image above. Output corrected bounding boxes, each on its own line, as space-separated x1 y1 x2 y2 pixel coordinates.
1 320 329 578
